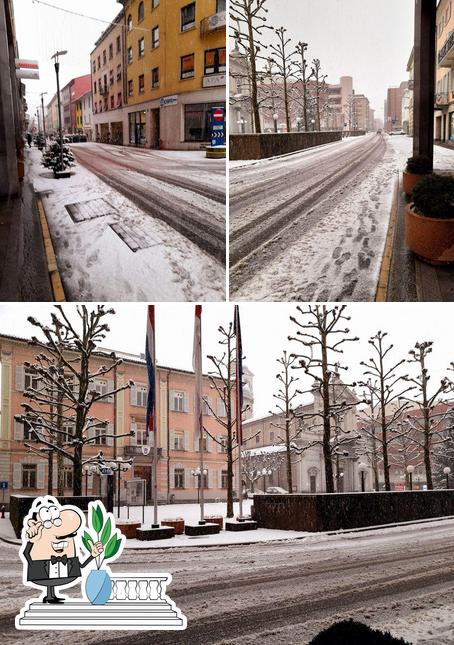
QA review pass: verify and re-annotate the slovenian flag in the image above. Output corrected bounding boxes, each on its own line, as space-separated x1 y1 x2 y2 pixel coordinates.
234 305 244 445
193 305 202 439
146 305 156 436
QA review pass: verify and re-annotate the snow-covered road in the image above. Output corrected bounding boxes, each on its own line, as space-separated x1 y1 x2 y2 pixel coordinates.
230 134 454 302
3 516 454 643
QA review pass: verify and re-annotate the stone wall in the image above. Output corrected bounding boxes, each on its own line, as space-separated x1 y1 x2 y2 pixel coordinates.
251 491 454 532
230 131 343 161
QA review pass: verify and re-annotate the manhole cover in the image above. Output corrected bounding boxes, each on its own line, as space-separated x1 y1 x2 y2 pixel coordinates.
65 198 118 223
110 222 153 252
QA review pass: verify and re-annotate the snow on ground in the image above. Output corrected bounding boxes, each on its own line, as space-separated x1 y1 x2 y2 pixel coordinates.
28 147 225 302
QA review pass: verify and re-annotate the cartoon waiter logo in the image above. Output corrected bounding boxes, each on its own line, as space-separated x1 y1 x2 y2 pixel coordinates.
15 496 187 631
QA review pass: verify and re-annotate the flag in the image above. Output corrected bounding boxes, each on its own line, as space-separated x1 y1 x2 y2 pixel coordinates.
234 305 244 445
193 305 202 439
145 305 156 436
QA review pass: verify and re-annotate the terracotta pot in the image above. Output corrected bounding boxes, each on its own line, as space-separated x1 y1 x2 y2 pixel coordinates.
402 171 427 196
405 203 454 264
116 521 141 539
204 515 224 530
162 518 185 535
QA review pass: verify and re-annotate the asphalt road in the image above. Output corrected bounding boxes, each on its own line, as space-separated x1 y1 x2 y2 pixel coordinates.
71 143 226 263
3 518 454 644
230 133 387 299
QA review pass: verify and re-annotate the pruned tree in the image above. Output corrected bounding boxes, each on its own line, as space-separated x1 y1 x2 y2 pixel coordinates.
344 93 357 131
403 341 454 489
358 331 414 491
268 27 295 132
389 419 424 488
289 305 359 493
293 41 311 131
242 446 286 492
15 306 134 496
356 380 383 491
310 59 327 131
230 0 272 133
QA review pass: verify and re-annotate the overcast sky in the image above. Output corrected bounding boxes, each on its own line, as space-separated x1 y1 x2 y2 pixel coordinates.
257 0 415 119
12 0 121 118
1 303 453 419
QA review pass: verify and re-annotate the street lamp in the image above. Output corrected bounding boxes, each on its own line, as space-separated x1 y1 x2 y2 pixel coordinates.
261 467 272 492
273 113 278 133
296 116 302 132
109 456 132 518
406 464 415 491
311 118 316 132
40 92 48 149
358 462 367 492
191 467 207 504
51 50 68 174
444 466 451 489
236 118 246 134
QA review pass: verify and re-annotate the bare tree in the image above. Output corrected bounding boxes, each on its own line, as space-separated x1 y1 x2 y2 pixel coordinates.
289 305 359 493
16 306 134 496
403 342 454 489
356 380 382 491
293 41 311 131
389 420 424 488
344 93 357 131
358 331 414 491
230 0 271 133
268 27 295 132
310 59 327 131
242 447 286 492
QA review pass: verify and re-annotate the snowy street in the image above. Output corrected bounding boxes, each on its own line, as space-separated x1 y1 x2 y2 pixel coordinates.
29 146 225 301
229 134 454 302
3 516 454 643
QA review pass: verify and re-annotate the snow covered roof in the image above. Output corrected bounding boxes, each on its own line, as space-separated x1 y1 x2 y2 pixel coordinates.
244 444 287 456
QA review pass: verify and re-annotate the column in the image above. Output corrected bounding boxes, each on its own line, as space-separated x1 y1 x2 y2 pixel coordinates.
0 1 19 196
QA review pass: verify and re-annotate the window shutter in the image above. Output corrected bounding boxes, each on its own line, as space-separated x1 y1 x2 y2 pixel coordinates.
183 393 189 413
184 468 190 489
130 422 137 446
206 397 212 416
206 434 212 453
170 465 175 489
212 470 218 489
169 430 175 451
217 399 226 418
107 379 114 402
194 436 199 452
184 431 189 451
73 378 80 400
16 365 25 392
13 463 22 489
14 420 24 441
52 460 58 491
37 462 45 489
169 390 176 412
130 385 137 406
106 422 114 447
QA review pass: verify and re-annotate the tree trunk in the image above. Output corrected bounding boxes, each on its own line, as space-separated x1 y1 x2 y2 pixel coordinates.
247 10 261 134
421 354 433 489
321 332 334 493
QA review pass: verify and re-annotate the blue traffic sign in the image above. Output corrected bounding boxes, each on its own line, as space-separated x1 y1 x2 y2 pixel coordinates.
100 467 113 476
0 481 8 489
210 107 225 147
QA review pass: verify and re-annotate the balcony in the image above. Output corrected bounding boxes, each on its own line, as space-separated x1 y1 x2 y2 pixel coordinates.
435 92 451 109
200 11 226 37
438 30 454 67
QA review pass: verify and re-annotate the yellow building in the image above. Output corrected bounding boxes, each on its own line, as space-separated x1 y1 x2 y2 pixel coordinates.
435 0 454 143
120 0 226 149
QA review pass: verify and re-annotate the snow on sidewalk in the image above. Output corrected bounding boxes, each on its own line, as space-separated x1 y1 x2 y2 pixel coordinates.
27 148 224 302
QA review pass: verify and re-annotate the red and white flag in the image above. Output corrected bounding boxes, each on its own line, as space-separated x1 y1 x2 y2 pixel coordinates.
192 305 202 439
145 305 156 436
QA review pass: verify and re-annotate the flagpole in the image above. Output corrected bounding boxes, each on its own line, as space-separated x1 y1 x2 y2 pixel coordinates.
147 305 159 529
234 306 244 520
194 305 205 524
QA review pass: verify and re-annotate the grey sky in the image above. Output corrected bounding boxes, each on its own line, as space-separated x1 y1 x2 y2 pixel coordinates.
1 304 453 420
12 0 120 119
259 0 415 119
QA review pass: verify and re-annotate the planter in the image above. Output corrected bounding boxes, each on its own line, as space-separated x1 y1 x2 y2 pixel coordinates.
116 521 141 539
405 203 454 265
85 569 112 605
162 518 185 535
204 515 224 530
402 171 427 196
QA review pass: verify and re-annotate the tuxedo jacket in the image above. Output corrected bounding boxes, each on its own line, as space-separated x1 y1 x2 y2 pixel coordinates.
23 542 94 583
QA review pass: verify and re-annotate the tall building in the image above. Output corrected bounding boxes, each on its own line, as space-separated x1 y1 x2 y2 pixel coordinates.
45 93 60 135
352 94 370 131
435 0 454 143
0 333 253 505
385 82 408 132
229 44 253 134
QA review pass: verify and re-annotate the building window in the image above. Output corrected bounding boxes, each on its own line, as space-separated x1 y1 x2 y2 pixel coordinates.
92 60 96 74
174 468 184 489
256 434 260 444
173 432 185 450
117 92 122 106
138 1 144 21
270 431 275 443
184 102 225 141
136 385 147 406
171 391 185 412
98 55 101 69
109 44 113 59
151 26 159 48
221 470 228 489
180 53 195 80
135 422 147 446
63 467 73 489
117 35 121 53
103 50 107 65
93 428 107 445
202 396 211 416
204 47 226 75
94 81 97 94
109 71 114 86
127 14 132 31
23 424 38 442
62 423 75 444
219 436 227 453
22 464 37 489
94 379 108 397
181 3 195 31
152 67 159 88
138 37 145 57
24 367 40 392
110 96 114 109
117 65 121 81
216 0 226 10
127 47 133 64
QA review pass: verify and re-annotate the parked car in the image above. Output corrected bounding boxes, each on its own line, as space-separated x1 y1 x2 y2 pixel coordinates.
266 486 288 494
246 489 265 499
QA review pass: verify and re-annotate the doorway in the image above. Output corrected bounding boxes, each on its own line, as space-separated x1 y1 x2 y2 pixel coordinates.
150 109 160 148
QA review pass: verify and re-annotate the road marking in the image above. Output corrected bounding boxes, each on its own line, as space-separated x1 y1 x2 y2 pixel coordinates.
36 197 66 302
375 175 399 302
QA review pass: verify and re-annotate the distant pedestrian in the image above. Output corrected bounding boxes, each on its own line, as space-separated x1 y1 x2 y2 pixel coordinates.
26 133 32 148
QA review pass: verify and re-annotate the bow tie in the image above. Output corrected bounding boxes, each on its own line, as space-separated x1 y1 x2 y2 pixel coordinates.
51 555 68 565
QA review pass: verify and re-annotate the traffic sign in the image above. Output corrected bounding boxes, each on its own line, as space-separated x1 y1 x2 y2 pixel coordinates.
0 482 8 489
100 467 113 476
210 107 225 147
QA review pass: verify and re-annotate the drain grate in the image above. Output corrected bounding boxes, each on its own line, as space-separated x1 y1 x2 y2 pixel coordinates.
65 198 118 223
109 222 154 252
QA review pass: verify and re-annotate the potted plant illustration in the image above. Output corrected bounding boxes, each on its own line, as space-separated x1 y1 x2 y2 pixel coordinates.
82 503 124 605
405 174 454 264
402 155 432 196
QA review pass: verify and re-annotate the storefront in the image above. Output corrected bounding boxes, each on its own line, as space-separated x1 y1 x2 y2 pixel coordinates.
184 102 226 143
128 110 147 146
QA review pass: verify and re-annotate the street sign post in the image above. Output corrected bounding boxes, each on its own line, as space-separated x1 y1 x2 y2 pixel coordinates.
0 481 8 503
210 107 225 147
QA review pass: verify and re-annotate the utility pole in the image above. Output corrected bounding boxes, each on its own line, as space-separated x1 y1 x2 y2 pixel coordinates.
51 50 67 174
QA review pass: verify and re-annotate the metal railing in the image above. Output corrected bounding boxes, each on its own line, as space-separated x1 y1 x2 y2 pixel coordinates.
435 92 451 107
200 11 226 37
439 30 454 65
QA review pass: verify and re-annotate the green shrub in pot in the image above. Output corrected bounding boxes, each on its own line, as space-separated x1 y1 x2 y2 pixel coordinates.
412 174 454 218
405 155 432 175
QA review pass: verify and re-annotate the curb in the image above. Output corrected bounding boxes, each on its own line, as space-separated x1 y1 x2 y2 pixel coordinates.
375 175 399 301
36 196 66 302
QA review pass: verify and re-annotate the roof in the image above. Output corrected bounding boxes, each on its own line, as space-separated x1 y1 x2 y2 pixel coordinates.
71 75 92 103
243 445 287 456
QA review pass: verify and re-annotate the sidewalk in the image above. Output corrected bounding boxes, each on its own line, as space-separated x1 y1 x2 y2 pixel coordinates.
0 149 53 301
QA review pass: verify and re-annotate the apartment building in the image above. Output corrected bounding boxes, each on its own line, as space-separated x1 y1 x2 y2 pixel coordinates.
91 9 125 143
352 94 370 131
76 90 93 140
0 334 254 505
45 93 59 135
435 0 454 143
121 0 226 149
385 82 408 132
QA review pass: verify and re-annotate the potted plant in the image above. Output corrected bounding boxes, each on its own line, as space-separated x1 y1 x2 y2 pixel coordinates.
82 503 124 605
403 155 432 196
405 174 454 264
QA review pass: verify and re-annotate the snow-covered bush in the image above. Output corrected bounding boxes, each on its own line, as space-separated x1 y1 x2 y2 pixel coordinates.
41 141 75 174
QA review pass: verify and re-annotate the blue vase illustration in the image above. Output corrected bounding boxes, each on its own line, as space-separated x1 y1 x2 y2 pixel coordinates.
85 569 112 605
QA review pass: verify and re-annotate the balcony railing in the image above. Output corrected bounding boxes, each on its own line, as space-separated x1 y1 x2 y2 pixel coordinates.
439 30 454 67
200 11 226 37
435 92 451 108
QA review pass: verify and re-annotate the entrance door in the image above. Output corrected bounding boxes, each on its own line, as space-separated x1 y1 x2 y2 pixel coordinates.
134 465 152 501
309 475 317 493
150 109 160 148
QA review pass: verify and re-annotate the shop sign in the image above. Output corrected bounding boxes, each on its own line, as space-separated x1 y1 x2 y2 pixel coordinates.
160 95 178 108
203 74 226 88
15 59 40 80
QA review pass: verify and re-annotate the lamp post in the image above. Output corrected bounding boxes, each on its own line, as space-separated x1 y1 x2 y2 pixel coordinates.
273 113 278 133
358 462 367 492
261 467 271 492
51 50 68 174
406 464 415 491
141 443 152 519
109 456 132 518
444 466 451 489
40 92 48 149
311 118 316 132
83 464 90 496
191 467 207 504
296 117 302 132
236 118 246 134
